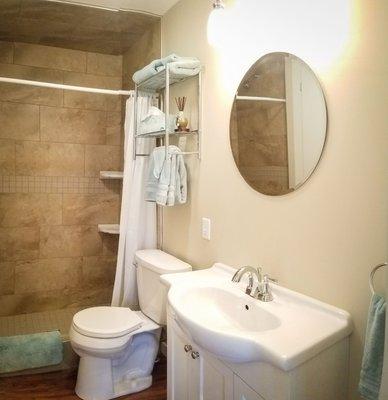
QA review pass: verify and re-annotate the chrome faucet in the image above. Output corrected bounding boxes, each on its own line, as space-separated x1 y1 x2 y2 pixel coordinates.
231 266 275 302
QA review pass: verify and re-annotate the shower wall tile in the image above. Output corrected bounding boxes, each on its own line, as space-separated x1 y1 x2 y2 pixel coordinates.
0 41 13 63
0 193 62 227
14 42 87 72
0 102 39 141
0 83 63 106
62 194 120 226
63 71 122 89
0 262 15 296
82 256 117 289
85 145 121 177
0 63 64 83
106 111 123 146
40 106 107 144
0 140 15 175
40 225 102 259
0 226 40 262
14 258 82 294
15 142 85 176
102 235 119 256
86 53 122 77
0 287 112 317
0 40 132 315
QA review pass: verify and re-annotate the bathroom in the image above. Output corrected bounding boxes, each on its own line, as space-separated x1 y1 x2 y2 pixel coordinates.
0 0 386 399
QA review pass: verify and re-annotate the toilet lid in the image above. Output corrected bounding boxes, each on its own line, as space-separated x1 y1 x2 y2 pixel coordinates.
73 307 143 338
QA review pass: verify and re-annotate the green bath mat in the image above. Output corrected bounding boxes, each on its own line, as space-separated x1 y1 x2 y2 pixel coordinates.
0 331 63 374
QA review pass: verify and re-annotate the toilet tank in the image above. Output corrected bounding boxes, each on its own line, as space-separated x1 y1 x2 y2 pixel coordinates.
135 249 191 325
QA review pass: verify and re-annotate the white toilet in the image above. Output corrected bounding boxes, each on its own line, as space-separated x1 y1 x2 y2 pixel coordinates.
69 249 191 400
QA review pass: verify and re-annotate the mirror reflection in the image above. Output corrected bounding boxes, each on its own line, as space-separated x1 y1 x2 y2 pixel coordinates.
230 53 327 196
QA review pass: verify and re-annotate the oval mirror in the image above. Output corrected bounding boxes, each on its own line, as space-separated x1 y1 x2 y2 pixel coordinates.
230 53 327 196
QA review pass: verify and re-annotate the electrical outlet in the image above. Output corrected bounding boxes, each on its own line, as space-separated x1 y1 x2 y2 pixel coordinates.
202 217 211 240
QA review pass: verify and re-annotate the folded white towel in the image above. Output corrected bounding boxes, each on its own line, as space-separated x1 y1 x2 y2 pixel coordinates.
145 146 187 207
138 107 176 136
133 54 200 84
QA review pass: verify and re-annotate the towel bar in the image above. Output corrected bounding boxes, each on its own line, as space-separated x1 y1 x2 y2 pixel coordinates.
369 262 387 294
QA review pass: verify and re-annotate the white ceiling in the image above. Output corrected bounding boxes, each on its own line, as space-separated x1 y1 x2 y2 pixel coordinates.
48 0 181 15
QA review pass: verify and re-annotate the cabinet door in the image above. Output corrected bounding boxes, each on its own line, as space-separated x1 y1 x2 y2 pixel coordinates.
168 317 200 400
234 375 265 400
202 351 233 400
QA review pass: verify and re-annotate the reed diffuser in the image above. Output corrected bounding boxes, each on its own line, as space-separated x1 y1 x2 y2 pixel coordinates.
175 96 189 132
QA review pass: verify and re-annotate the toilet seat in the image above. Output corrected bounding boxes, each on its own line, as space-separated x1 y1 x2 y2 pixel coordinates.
73 306 143 339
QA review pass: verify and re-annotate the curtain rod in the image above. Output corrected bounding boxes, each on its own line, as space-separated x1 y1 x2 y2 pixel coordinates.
0 77 133 96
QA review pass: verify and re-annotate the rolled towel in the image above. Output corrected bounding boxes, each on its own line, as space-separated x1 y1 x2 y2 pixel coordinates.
359 293 386 400
0 331 63 373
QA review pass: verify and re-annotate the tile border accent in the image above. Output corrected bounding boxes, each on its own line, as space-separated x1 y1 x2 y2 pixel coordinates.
0 175 120 194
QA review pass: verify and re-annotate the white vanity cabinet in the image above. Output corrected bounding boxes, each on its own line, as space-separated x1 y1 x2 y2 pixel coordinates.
167 313 263 400
167 309 349 400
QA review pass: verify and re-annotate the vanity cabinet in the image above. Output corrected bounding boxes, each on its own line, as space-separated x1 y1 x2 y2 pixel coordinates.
168 313 263 400
167 309 348 400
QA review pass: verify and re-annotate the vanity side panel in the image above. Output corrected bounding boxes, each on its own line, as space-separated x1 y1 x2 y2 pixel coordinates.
290 339 349 400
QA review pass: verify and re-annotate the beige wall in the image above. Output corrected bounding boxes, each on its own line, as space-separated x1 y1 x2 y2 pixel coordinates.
0 42 123 316
161 1 387 399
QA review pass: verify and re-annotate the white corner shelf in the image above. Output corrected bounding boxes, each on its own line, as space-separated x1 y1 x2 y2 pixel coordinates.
98 224 120 235
99 171 124 180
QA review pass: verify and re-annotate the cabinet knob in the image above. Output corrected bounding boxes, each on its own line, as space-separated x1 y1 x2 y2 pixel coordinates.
184 344 192 353
191 351 200 359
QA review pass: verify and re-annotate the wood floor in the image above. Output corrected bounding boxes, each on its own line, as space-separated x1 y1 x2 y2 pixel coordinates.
0 358 167 400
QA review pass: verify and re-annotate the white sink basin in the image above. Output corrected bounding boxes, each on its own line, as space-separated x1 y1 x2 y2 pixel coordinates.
162 263 353 371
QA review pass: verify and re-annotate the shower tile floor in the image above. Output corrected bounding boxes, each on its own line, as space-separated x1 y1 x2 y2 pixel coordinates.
0 307 83 340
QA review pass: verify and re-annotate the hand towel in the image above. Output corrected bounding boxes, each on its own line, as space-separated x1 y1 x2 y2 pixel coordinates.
145 146 166 203
146 146 187 206
359 293 386 400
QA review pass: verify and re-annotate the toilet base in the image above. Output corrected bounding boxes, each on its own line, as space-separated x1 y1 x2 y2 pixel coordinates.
75 355 152 400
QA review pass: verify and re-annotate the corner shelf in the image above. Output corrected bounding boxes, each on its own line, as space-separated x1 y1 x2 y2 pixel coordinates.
98 224 120 235
99 171 124 180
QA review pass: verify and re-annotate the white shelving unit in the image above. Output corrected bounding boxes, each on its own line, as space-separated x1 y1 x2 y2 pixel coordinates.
133 64 202 160
98 224 120 235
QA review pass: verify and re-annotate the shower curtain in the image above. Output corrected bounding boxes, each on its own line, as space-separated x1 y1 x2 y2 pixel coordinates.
111 93 156 308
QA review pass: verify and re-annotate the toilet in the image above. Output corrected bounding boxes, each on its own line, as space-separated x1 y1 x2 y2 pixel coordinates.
69 249 191 400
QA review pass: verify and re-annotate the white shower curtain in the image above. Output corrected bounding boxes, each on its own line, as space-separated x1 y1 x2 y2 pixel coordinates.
111 93 157 308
